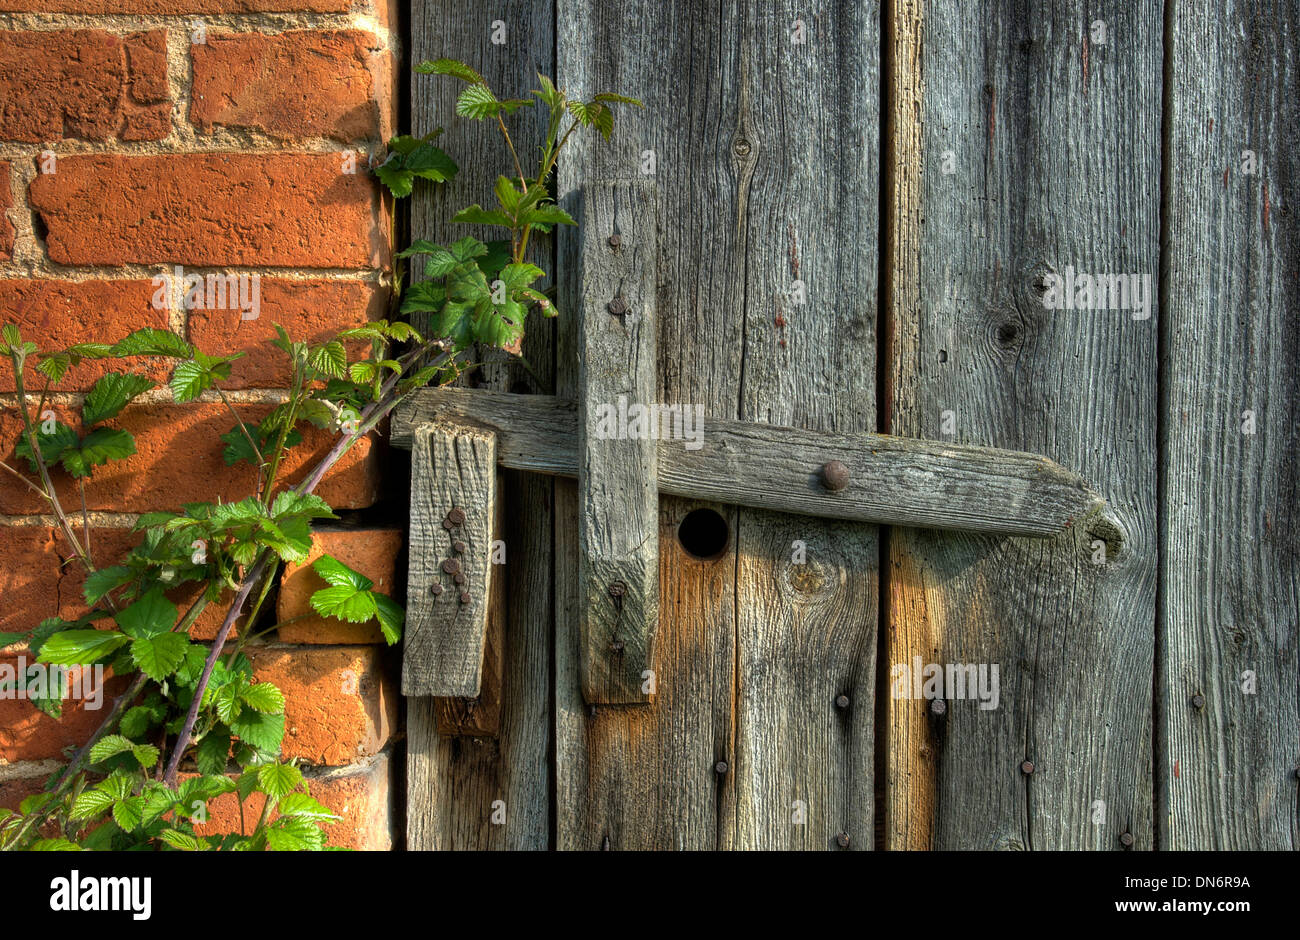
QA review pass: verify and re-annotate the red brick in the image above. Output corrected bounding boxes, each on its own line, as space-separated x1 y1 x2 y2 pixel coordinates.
188 279 387 388
277 527 402 644
0 280 170 392
0 162 12 260
192 31 386 142
0 766 51 812
0 652 130 762
194 750 393 849
0 1 350 9
28 154 389 268
0 31 170 143
0 401 381 515
247 644 396 765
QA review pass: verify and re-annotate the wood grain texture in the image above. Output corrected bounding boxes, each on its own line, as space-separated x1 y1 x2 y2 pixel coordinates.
555 0 881 850
578 180 660 703
1160 0 1300 850
394 387 1102 535
403 422 497 698
887 0 1160 849
405 0 553 850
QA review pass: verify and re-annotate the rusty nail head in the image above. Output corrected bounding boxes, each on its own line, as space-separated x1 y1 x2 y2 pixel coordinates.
429 582 444 596
452 539 466 553
608 233 622 248
441 558 461 575
930 698 947 716
1021 760 1035 775
821 460 850 491
608 296 628 316
447 507 466 526
1119 831 1135 847
835 694 850 709
835 832 850 849
441 519 454 530
459 592 471 604
608 581 627 597
715 761 728 775
1191 693 1206 709
453 572 466 585
610 639 624 652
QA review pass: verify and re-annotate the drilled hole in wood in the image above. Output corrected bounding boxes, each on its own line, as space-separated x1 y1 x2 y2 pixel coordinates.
677 508 729 560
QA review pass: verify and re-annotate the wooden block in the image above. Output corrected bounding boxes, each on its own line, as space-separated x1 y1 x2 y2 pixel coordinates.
577 179 660 704
402 421 498 698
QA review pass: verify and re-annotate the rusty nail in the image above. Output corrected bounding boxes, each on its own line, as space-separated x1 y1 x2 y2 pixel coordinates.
1020 760 1035 775
929 698 947 716
1119 831 1135 847
610 639 624 652
452 539 466 553
607 296 628 316
429 582 444 597
454 572 465 585
459 592 471 604
441 558 461 575
441 519 454 530
715 761 728 775
447 507 466 526
608 581 627 598
608 233 622 249
835 832 850 849
821 459 850 491
835 694 850 709
1191 693 1206 709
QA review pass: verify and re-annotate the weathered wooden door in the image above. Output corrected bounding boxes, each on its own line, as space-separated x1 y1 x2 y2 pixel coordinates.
399 0 1298 851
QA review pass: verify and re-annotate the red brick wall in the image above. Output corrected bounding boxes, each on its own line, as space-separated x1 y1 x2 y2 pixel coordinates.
0 1 403 849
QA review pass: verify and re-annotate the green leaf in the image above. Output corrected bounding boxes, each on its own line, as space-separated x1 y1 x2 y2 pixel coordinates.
1 323 21 351
415 57 484 83
112 796 144 831
114 586 177 639
278 792 341 821
239 682 285 714
310 585 378 623
31 838 83 851
452 204 514 228
168 359 210 403
70 788 116 821
60 427 136 478
82 372 155 426
130 632 191 681
257 761 303 799
265 815 325 851
396 239 441 259
455 82 502 119
374 593 404 645
88 734 136 765
373 156 413 198
308 341 347 379
517 204 577 230
405 144 458 182
35 353 70 383
567 99 614 139
194 730 231 776
119 703 158 738
112 328 193 359
140 783 178 826
37 629 130 666
83 565 135 605
15 421 78 473
214 683 243 724
592 92 644 107
131 743 160 769
159 828 204 851
0 631 25 648
230 709 285 753
313 555 374 591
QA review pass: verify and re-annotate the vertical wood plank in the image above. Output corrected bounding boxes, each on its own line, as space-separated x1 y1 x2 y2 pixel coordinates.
406 0 553 849
577 180 660 703
887 0 1160 849
1161 0 1300 850
556 0 879 850
725 0 880 851
403 423 497 698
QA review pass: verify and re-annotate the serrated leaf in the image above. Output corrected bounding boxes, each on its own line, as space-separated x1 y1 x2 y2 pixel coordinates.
88 734 136 765
308 341 347 379
452 204 514 228
414 57 484 83
111 796 144 831
114 586 177 639
35 353 70 383
405 144 458 182
15 421 78 473
130 632 190 681
131 743 160 769
278 792 341 821
83 565 135 605
239 682 285 714
214 683 243 724
455 82 501 119
517 204 576 230
37 629 130 666
266 815 324 851
310 585 378 623
159 828 204 851
30 838 83 851
374 593 404 645
373 156 413 198
70 788 115 821
140 784 178 826
112 328 193 359
194 730 231 776
119 704 156 738
257 761 303 799
168 360 210 403
83 372 155 426
312 555 373 591
60 427 135 478
230 709 285 753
